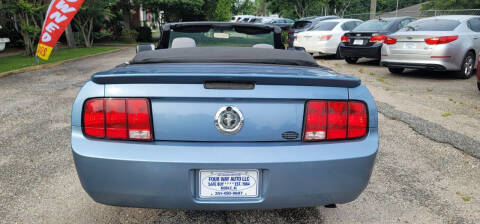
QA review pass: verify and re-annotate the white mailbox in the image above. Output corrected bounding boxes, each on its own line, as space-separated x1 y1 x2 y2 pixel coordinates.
0 38 10 52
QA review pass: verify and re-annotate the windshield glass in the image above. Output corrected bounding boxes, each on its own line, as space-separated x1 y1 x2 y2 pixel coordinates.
169 28 274 47
403 19 460 31
310 22 339 31
293 21 312 29
353 20 392 32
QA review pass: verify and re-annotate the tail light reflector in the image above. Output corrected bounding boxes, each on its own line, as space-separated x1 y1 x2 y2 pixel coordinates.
424 36 458 45
303 100 368 141
83 98 153 141
341 35 349 43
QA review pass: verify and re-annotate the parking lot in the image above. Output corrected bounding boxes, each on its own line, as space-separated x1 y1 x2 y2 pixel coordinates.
0 48 479 223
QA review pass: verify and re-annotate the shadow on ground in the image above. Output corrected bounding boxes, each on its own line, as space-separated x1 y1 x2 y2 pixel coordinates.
152 207 323 224
388 69 464 80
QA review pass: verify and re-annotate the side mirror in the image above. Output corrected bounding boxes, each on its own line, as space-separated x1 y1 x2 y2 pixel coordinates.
136 44 155 53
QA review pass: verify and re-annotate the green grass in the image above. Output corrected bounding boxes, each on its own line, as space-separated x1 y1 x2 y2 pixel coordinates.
441 112 452 117
0 47 118 73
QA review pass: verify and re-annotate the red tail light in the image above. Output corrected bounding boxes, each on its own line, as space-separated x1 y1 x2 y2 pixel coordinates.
384 36 397 45
341 35 349 43
347 101 368 138
319 34 333 41
424 36 458 45
83 99 105 138
303 100 368 141
83 98 153 141
369 35 387 43
106 99 128 139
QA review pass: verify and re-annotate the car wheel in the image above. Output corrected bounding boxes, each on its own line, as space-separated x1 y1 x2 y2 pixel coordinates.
478 82 480 91
388 67 404 74
455 52 475 79
345 57 358 64
335 47 343 59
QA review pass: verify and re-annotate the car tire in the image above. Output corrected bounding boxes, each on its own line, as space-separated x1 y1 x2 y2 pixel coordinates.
478 82 480 91
345 57 358 64
335 47 343 59
454 52 475 79
388 67 404 74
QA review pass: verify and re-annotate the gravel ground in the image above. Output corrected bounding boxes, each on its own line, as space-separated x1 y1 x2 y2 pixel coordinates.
0 49 479 223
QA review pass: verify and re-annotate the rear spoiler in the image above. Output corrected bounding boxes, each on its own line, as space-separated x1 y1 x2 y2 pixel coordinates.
91 67 361 88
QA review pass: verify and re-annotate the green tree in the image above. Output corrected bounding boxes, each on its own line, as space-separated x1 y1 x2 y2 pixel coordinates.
138 0 205 22
203 0 218 20
232 0 255 15
4 0 47 56
268 0 327 19
421 0 479 10
215 0 231 21
73 0 116 48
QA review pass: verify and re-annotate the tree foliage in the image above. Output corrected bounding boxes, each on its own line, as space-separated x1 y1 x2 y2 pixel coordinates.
3 0 47 56
74 0 116 48
215 0 231 21
268 0 326 19
137 0 205 22
267 0 426 19
232 0 255 16
421 0 480 10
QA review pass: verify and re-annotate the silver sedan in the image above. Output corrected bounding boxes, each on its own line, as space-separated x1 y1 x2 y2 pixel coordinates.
381 15 480 79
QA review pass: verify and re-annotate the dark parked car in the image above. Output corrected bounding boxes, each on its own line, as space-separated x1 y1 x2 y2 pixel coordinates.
339 17 416 64
288 16 340 47
261 18 294 30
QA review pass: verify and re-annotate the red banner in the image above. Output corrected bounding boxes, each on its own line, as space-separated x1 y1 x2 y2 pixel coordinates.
36 0 85 60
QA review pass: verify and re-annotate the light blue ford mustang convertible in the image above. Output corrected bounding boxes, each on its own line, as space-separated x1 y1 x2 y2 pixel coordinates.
71 22 378 210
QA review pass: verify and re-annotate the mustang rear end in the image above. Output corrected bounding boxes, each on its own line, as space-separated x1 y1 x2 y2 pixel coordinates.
71 47 378 209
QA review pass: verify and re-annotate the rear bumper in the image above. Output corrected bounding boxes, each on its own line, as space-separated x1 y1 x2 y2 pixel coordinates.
381 62 447 71
339 43 382 59
72 126 378 210
295 41 337 55
380 44 463 71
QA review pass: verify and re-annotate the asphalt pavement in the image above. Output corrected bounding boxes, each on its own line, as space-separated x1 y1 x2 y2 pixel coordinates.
0 49 479 223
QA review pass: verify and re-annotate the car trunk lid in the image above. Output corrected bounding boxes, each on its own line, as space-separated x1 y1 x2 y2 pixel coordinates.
344 32 386 47
387 31 451 55
99 64 356 142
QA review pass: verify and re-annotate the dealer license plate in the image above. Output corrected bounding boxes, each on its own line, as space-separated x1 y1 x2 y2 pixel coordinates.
404 42 417 49
199 170 259 198
353 39 364 45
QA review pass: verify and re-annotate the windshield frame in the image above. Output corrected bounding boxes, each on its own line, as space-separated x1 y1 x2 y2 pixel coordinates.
159 22 284 49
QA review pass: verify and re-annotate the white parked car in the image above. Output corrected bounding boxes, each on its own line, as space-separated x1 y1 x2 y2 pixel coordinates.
231 15 256 23
294 19 363 57
381 15 480 79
